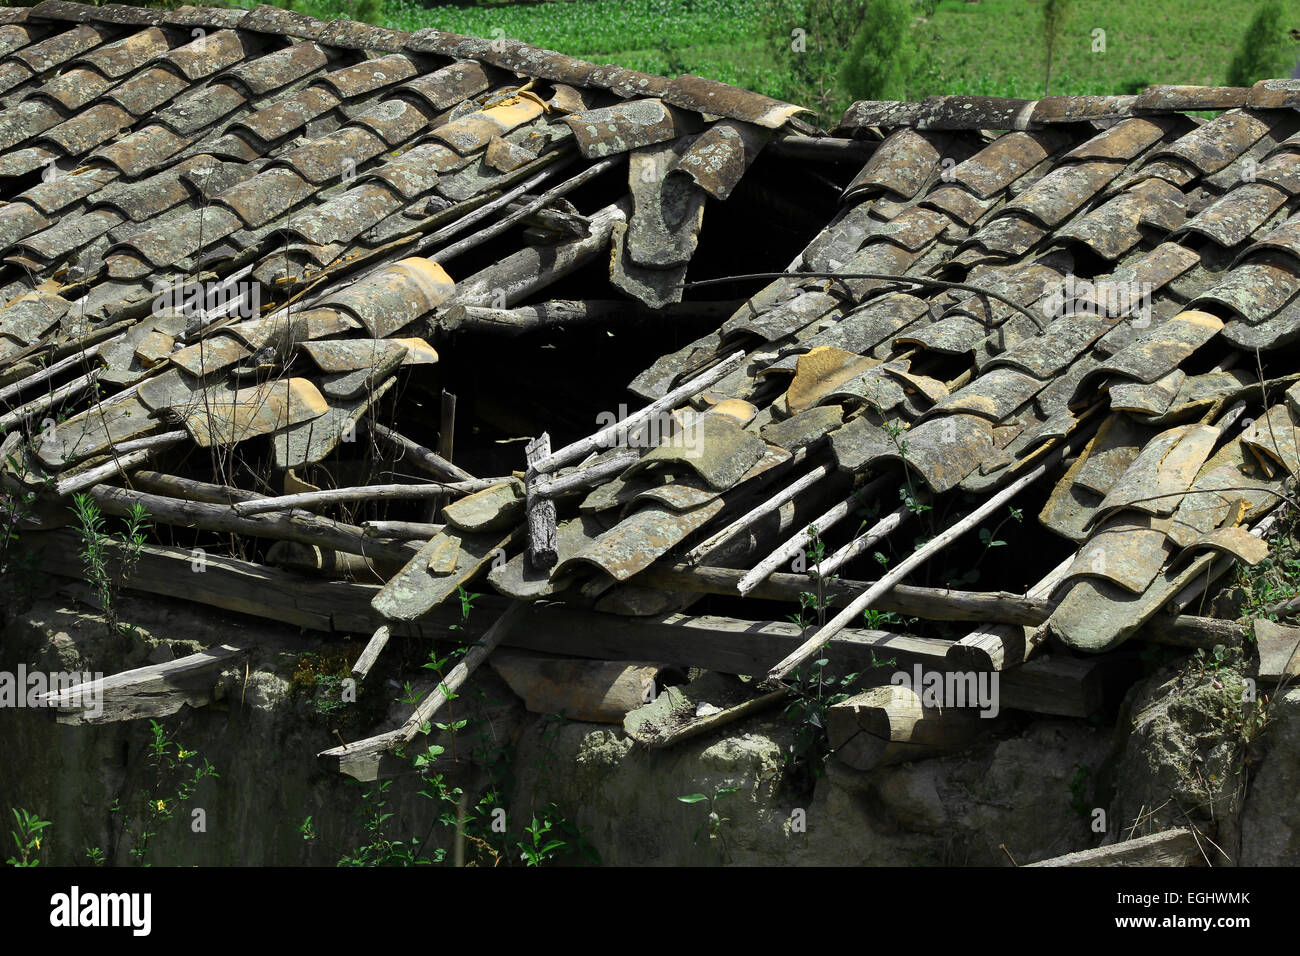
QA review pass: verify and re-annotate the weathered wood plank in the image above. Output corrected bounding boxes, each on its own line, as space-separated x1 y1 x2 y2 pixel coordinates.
351 626 391 681
1024 828 1201 867
32 644 247 724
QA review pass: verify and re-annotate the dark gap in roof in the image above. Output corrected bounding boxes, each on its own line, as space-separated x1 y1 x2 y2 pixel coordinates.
910 349 973 385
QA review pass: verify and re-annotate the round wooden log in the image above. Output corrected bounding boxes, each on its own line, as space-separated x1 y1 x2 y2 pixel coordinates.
827 684 988 771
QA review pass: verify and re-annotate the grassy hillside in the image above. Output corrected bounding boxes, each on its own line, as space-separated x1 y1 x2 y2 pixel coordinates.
248 0 1299 120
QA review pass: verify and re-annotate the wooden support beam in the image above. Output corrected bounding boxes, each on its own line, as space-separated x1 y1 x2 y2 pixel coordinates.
25 529 1103 719
441 298 738 336
0 367 101 432
947 554 1075 671
131 470 264 504
450 198 630 311
0 344 100 406
767 134 879 162
55 447 166 497
1024 828 1201 867
230 478 510 516
427 153 616 264
683 461 834 562
640 563 1235 650
88 484 419 567
361 520 446 540
31 644 247 724
816 502 910 578
532 450 639 499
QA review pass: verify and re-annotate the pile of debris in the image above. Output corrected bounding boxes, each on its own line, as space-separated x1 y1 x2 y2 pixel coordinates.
2 3 1299 799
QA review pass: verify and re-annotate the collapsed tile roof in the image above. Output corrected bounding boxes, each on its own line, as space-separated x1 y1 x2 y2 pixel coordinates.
4 2 1300 759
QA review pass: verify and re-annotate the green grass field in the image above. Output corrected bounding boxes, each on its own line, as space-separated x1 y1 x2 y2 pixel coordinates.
249 0 1298 119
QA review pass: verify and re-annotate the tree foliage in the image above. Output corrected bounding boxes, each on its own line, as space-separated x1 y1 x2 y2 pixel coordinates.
1226 0 1295 87
841 0 918 103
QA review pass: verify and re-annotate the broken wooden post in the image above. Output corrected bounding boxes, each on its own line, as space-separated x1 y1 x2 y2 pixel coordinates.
525 432 558 570
947 554 1076 671
351 626 391 682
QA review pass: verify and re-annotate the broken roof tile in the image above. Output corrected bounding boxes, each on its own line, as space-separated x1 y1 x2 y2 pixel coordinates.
319 257 453 337
1248 78 1300 110
661 73 807 129
675 119 767 201
564 99 682 159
